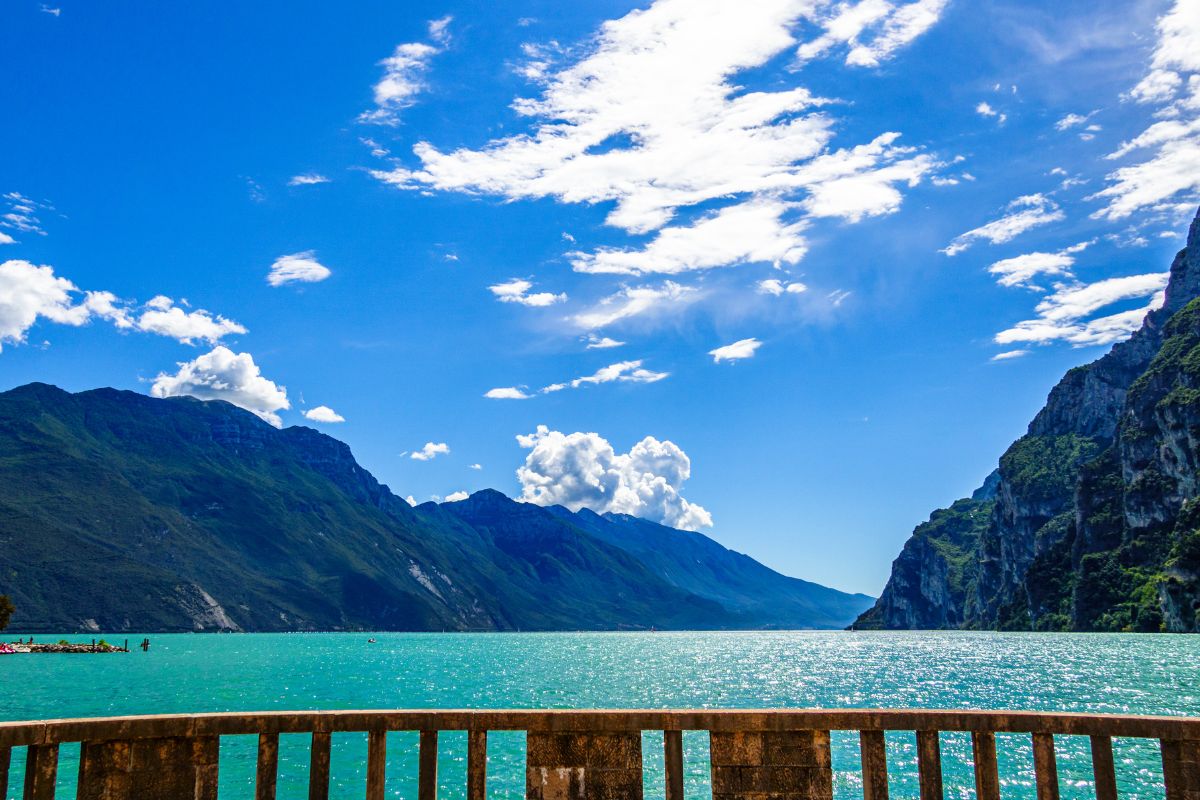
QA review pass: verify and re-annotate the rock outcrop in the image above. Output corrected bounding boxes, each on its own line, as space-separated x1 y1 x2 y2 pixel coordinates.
856 207 1200 633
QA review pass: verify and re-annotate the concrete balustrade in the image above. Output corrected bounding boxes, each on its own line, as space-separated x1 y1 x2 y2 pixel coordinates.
0 709 1197 800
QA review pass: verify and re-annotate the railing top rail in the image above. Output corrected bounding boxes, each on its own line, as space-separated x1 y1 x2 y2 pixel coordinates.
1 709 1198 748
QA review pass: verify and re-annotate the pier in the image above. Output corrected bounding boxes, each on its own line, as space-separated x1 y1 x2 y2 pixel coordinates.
0 708 1198 799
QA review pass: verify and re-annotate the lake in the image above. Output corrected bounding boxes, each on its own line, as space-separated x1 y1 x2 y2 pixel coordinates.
1 631 1196 799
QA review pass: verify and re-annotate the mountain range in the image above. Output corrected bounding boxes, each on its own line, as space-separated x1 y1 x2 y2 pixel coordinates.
0 382 872 633
856 206 1200 633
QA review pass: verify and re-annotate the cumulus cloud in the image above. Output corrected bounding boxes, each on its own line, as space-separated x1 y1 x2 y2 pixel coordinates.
942 194 1065 256
585 335 625 349
975 101 1006 124
1093 0 1200 220
134 298 247 344
757 278 808 295
484 386 533 400
411 442 451 461
488 278 566 306
444 490 469 502
986 241 1091 289
709 337 762 363
267 251 332 287
0 232 14 245
371 0 946 290
360 17 452 125
995 273 1169 348
469 463 482 470
303 405 345 423
0 260 91 350
288 173 330 186
516 425 713 530
151 346 290 427
0 261 243 350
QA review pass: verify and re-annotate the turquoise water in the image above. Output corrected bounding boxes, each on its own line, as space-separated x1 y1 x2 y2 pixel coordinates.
1 631 1196 799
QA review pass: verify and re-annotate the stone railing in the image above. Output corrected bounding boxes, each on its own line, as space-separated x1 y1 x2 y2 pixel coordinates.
0 709 1197 799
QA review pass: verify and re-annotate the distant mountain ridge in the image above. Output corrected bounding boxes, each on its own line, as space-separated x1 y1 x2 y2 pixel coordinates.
856 206 1200 633
0 382 871 632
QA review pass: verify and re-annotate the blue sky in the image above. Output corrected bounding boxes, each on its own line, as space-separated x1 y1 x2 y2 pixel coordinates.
2 0 1199 595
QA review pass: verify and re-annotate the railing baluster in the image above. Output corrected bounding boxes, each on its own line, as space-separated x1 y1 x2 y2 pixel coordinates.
860 730 889 800
1089 736 1117 800
308 731 332 800
1032 733 1059 800
916 731 943 800
1161 738 1200 800
256 733 279 800
971 732 1000 800
418 730 438 800
468 730 487 800
664 729 684 800
22 744 58 800
366 730 387 800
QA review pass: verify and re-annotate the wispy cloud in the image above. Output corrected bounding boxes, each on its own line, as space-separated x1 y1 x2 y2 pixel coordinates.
709 337 762 363
942 194 1065 256
488 278 566 306
288 173 330 186
267 251 332 287
995 273 1169 348
360 16 453 125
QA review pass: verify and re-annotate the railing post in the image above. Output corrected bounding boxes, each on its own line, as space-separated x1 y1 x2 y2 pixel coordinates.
468 730 487 800
859 730 888 800
256 733 279 800
664 730 684 800
308 731 331 800
367 730 388 800
23 744 59 800
971 732 1000 800
1032 733 1059 800
527 731 644 800
1089 736 1117 800
916 731 942 800
1161 738 1200 800
1 746 10 798
710 729 832 800
418 730 437 800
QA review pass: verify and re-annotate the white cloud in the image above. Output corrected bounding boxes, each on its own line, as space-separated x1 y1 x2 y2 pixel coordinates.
974 102 1003 124
304 405 345 423
942 194 1066 256
411 442 450 461
151 346 290 427
134 298 247 344
0 232 14 245
1055 111 1097 131
405 495 418 507
444 490 469 502
572 281 695 330
709 337 762 363
569 199 808 276
585 334 625 349
372 0 945 286
987 241 1091 289
488 278 566 306
995 273 1169 348
484 386 533 400
40 4 61 16
469 463 482 470
360 17 452 125
0 260 245 350
1 192 50 237
542 360 668 393
288 173 330 186
757 278 808 295
1093 0 1200 219
991 349 1029 361
268 251 332 287
516 425 713 530
0 260 91 350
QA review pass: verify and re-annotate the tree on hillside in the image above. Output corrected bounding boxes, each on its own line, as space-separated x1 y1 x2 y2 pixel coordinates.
0 595 13 631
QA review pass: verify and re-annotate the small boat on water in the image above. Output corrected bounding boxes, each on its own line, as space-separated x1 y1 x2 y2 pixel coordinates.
367 637 377 643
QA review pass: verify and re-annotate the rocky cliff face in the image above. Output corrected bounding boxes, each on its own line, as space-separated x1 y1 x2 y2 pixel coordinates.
856 207 1200 633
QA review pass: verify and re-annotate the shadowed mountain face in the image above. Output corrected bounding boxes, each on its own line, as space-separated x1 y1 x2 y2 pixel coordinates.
856 207 1200 633
0 383 871 632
